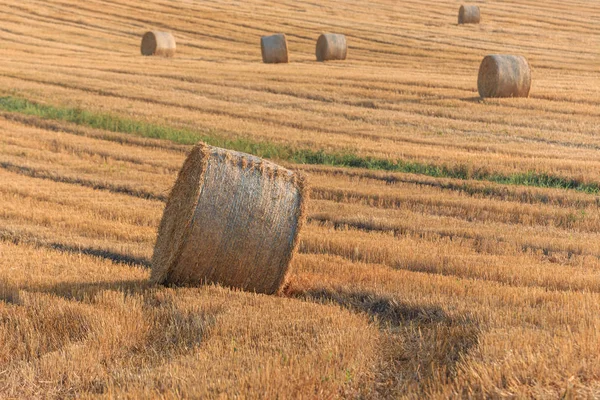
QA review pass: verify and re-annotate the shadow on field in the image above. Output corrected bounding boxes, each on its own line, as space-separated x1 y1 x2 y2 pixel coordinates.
289 287 449 327
48 242 152 268
0 160 166 202
0 229 151 268
287 286 481 397
0 279 21 304
1 279 152 305
460 96 484 103
30 279 152 303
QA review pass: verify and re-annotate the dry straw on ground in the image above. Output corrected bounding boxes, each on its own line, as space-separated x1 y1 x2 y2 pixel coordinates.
151 143 308 295
458 5 480 24
140 31 176 57
477 54 531 98
316 33 347 61
260 33 289 64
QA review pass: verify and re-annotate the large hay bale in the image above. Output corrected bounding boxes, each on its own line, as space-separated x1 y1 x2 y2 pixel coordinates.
478 55 532 98
458 5 481 24
316 34 347 62
141 31 176 57
151 143 308 295
261 33 289 64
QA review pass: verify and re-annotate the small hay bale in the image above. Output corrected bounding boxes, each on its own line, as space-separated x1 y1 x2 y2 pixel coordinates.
261 33 289 64
151 143 308 295
316 33 347 62
477 55 532 98
458 5 481 24
141 31 176 57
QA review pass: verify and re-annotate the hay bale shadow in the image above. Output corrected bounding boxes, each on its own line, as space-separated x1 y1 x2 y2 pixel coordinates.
30 279 151 303
0 229 151 269
460 96 484 103
49 243 151 268
292 287 448 327
0 279 21 304
287 286 481 396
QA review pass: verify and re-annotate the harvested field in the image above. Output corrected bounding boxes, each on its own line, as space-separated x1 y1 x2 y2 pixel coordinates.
0 0 599 398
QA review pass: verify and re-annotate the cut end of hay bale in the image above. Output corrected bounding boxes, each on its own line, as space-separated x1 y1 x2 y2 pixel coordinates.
151 143 308 295
477 55 531 98
458 5 481 24
316 33 347 62
261 33 289 64
141 31 176 57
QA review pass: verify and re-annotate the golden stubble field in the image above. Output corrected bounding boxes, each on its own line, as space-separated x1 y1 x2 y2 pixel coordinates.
0 0 599 398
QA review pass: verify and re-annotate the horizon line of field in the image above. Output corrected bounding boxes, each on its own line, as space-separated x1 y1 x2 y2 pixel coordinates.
1 95 599 195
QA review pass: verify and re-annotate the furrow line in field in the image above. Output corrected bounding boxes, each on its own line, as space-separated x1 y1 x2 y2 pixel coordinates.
0 161 167 202
0 25 115 55
297 243 600 295
1 4 140 42
0 228 151 268
0 133 182 174
1 113 189 154
310 189 598 232
310 180 597 209
305 217 600 261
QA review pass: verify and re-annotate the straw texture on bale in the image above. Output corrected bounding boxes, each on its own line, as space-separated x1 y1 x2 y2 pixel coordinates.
151 143 308 295
141 31 176 57
458 5 481 24
316 34 347 61
261 33 289 64
478 55 532 98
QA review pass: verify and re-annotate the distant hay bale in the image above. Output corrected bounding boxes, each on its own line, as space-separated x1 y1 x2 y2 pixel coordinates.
141 31 176 57
261 33 289 64
316 34 347 62
458 5 480 24
151 143 308 295
478 55 532 98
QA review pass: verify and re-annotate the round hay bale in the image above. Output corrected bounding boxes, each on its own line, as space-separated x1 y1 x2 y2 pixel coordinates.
141 31 176 57
458 5 481 24
316 33 347 62
151 143 308 295
477 55 532 98
261 33 289 64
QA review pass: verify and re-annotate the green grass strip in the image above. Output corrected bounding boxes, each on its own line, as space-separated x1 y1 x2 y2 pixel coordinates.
1 95 598 194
